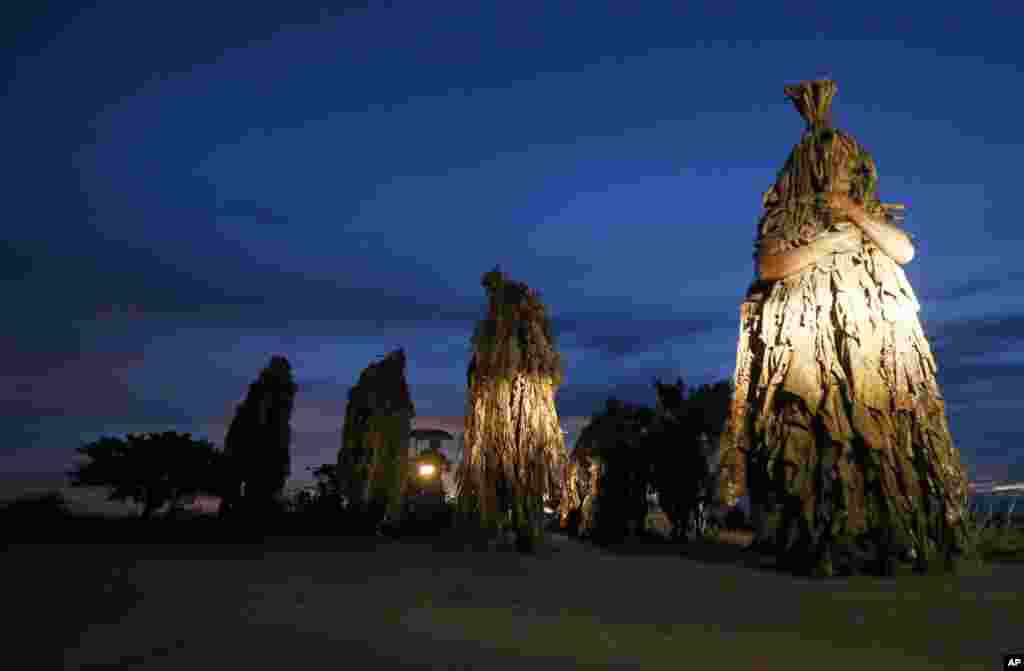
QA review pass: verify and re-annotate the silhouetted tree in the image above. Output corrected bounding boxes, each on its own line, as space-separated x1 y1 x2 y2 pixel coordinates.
685 380 732 437
645 377 733 540
645 415 706 541
220 355 298 518
311 463 339 502
293 489 314 512
571 398 655 544
68 432 220 519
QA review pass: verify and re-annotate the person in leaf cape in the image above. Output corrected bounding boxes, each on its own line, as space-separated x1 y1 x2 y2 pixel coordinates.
717 79 970 576
456 268 568 552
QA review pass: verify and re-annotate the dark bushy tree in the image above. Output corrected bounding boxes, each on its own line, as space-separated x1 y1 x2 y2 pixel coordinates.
560 378 732 546
645 414 707 541
294 463 342 517
311 463 340 503
68 432 220 519
574 398 655 544
645 377 733 541
685 380 732 438
220 355 298 518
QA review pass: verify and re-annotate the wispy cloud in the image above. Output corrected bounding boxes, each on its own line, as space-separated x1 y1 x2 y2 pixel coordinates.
919 268 1024 304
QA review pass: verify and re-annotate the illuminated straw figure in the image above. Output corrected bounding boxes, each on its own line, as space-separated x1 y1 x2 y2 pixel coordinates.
717 80 970 575
457 267 568 552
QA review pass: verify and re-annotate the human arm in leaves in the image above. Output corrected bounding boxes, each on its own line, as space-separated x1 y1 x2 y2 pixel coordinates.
828 193 915 265
757 197 913 281
756 228 861 281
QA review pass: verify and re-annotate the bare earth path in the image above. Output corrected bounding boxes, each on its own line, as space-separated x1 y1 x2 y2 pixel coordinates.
5 532 1021 670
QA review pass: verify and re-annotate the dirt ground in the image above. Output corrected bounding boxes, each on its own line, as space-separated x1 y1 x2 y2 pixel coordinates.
5 531 1021 670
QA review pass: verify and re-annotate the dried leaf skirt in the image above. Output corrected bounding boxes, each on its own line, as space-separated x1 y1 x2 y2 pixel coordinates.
719 246 970 573
456 373 565 543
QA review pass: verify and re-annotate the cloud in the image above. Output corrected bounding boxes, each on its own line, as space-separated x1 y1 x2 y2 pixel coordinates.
554 311 736 360
6 3 1023 495
0 354 193 426
411 416 465 436
928 313 1024 382
7 220 745 433
919 268 1024 303
939 363 1024 403
555 380 662 418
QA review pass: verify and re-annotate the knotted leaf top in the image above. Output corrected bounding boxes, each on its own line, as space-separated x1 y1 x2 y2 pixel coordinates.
784 79 837 129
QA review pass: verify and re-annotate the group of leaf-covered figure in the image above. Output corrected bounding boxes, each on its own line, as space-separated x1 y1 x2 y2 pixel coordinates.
63 330 737 551
33 78 990 577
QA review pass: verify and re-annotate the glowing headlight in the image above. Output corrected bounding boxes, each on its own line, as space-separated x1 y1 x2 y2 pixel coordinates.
418 463 436 478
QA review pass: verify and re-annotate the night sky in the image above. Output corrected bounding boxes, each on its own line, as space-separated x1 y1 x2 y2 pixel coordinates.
5 3 1023 499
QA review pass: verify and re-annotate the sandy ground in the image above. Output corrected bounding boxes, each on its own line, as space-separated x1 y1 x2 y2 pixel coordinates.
5 532 1022 670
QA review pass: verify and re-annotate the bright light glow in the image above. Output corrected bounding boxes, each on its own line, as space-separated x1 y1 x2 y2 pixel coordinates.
418 463 436 477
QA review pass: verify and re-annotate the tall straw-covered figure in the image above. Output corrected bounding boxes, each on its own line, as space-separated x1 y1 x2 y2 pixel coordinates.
337 348 415 530
457 267 568 552
717 80 970 576
220 355 297 519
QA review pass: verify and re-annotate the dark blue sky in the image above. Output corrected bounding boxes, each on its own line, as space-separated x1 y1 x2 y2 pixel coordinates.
4 2 1023 491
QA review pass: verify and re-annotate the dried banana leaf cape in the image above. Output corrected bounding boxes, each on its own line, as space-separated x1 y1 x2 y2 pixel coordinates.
457 268 568 545
561 419 609 539
557 443 594 531
337 348 415 523
717 80 970 575
221 355 297 515
577 457 604 540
